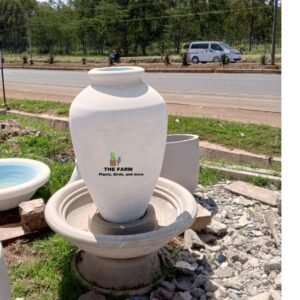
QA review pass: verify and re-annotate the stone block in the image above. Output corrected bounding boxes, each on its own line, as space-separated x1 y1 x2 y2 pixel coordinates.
19 199 48 232
190 203 212 231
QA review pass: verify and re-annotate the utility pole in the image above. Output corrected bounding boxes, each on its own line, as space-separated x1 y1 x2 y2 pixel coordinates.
0 50 8 110
25 11 33 62
249 0 254 51
271 0 278 65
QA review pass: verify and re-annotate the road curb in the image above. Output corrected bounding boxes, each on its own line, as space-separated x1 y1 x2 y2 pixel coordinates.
200 141 281 169
7 110 69 131
4 110 281 174
4 64 281 74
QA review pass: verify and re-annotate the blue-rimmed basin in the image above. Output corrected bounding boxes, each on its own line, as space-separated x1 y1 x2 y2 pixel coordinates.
0 158 50 211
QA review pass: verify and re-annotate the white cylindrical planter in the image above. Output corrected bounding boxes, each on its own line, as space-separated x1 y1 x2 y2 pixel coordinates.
69 67 167 223
0 244 11 300
160 134 199 193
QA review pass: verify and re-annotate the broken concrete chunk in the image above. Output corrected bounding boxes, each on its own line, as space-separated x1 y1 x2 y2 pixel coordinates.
204 219 227 236
184 229 206 249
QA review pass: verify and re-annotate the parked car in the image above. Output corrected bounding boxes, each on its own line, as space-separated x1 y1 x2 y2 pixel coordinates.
188 41 242 63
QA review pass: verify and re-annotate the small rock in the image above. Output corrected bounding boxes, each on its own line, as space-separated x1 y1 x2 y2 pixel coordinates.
268 270 278 280
216 267 234 278
190 288 205 298
233 196 254 207
198 233 217 244
173 291 192 300
173 276 194 291
150 287 174 300
264 257 281 274
216 253 227 264
270 290 281 300
200 296 207 300
252 230 264 237
274 273 281 289
205 219 227 236
247 286 258 296
245 257 260 268
184 229 206 249
229 251 248 264
204 280 219 292
248 292 272 300
233 236 245 247
160 281 176 292
175 261 197 275
192 274 209 287
223 278 242 290
238 214 250 227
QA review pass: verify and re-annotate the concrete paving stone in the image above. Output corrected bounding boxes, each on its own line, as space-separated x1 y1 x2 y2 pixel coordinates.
225 181 277 207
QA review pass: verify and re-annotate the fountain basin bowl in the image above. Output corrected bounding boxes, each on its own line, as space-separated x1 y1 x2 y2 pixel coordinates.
0 158 51 211
45 178 197 259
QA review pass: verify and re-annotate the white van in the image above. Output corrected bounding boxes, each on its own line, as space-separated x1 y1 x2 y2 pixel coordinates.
188 41 242 63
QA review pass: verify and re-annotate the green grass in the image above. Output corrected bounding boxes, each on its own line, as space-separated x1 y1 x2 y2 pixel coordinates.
199 166 231 186
6 99 70 116
3 99 281 156
8 234 86 300
168 116 281 156
0 114 74 200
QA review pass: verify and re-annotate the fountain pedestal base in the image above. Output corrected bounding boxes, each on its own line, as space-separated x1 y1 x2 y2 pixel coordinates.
74 250 162 295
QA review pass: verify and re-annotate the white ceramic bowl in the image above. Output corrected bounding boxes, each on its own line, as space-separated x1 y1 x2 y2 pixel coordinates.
0 158 50 211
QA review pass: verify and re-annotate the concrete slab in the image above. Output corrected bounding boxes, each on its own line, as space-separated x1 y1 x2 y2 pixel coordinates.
0 223 27 242
225 181 277 207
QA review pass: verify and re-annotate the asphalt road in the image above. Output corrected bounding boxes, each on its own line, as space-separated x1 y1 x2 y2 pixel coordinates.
2 69 281 126
4 68 280 97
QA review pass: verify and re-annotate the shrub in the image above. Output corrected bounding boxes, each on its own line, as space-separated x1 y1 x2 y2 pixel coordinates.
164 54 171 65
181 53 189 67
260 55 268 65
220 53 230 66
48 55 55 64
22 55 28 64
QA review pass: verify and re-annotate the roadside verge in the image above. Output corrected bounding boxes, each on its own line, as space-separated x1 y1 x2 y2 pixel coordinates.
1 109 281 183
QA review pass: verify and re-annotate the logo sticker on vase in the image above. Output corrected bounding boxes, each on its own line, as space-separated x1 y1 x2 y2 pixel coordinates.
99 152 144 177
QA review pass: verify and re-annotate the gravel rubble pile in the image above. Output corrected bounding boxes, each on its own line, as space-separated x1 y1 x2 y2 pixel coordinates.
81 181 281 300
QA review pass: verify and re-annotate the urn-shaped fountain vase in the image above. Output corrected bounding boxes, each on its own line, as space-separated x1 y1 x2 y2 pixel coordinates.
69 67 168 223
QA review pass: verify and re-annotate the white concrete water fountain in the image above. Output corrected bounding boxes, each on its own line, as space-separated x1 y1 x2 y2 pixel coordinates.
45 66 197 295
